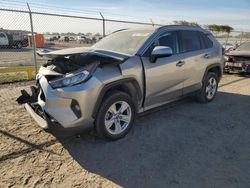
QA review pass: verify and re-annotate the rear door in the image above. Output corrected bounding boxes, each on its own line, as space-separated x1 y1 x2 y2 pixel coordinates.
141 30 186 110
178 30 215 94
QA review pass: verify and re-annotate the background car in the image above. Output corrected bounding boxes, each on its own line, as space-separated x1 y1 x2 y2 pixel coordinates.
224 41 250 73
77 35 86 43
58 36 70 42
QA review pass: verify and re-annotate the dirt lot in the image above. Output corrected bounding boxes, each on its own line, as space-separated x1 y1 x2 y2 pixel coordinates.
0 74 250 188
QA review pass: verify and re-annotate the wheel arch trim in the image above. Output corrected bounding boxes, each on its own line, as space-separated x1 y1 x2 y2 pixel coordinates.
92 78 143 118
202 63 222 83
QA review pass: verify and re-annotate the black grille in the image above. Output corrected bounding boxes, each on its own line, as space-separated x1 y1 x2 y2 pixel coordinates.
36 82 46 102
40 88 46 101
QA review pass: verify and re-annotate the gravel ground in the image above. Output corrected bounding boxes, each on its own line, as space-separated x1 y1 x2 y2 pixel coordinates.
0 74 250 188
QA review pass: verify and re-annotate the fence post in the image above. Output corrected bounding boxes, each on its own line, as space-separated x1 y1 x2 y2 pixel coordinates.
27 3 38 74
240 31 243 45
99 12 105 37
224 32 230 49
150 18 154 26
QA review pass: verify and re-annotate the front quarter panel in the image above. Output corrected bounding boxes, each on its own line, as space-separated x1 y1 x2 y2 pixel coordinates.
94 56 144 110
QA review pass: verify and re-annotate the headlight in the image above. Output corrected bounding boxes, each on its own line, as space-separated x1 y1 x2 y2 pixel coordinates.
49 71 90 89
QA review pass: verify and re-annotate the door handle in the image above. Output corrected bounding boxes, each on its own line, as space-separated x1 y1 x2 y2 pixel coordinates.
176 61 185 67
203 54 211 59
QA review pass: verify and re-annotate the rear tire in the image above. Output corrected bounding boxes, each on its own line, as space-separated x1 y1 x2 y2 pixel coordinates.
196 72 219 103
95 91 135 140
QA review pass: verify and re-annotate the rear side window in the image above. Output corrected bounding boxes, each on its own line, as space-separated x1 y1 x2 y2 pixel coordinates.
199 32 213 49
179 30 201 52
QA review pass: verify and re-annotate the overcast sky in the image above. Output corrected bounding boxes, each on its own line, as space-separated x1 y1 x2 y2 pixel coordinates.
0 0 249 33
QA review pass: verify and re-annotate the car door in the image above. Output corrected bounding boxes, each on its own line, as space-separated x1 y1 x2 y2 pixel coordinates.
141 30 187 110
0 32 9 45
178 30 216 94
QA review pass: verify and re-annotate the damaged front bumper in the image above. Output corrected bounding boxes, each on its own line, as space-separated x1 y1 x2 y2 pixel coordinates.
224 61 250 73
17 75 102 134
24 103 50 129
17 86 61 131
224 54 250 73
24 102 84 134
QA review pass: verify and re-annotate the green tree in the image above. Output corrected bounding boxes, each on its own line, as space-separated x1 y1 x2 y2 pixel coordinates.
206 24 234 34
173 20 200 27
221 25 234 34
51 32 60 35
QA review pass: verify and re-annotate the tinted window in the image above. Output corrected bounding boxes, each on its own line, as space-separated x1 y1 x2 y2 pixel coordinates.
199 32 213 49
145 31 179 56
180 30 201 52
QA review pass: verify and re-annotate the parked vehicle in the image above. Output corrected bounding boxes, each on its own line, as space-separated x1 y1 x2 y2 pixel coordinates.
77 35 86 43
0 31 27 48
92 35 103 43
69 36 77 41
222 42 237 53
58 36 69 43
17 25 223 140
45 36 54 42
224 42 250 73
45 36 59 42
85 34 93 44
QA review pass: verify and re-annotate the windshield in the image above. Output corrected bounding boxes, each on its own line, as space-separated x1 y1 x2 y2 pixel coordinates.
92 29 153 55
237 42 250 51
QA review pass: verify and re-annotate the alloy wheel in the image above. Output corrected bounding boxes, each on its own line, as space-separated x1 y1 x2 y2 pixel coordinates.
104 101 132 135
206 77 217 100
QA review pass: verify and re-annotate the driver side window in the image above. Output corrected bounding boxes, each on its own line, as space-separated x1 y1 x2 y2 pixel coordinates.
144 31 179 56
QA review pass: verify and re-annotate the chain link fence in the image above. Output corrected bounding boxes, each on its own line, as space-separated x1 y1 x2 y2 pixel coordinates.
0 5 250 83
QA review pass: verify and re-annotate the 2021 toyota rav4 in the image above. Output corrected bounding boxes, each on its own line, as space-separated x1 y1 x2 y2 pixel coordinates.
17 25 223 140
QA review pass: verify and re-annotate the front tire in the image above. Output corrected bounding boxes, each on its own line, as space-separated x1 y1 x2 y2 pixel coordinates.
196 72 219 103
95 91 135 140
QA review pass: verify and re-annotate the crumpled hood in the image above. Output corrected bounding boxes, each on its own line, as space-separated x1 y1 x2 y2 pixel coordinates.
225 50 250 58
37 47 129 61
36 47 130 77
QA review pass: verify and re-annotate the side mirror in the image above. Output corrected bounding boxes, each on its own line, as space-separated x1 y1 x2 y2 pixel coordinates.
150 46 173 63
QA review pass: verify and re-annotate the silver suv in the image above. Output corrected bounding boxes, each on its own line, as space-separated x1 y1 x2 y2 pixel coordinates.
18 25 223 140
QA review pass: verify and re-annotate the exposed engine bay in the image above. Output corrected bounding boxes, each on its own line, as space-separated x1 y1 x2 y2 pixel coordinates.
17 48 127 105
43 52 123 75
